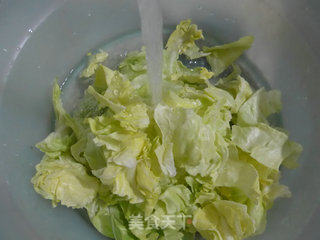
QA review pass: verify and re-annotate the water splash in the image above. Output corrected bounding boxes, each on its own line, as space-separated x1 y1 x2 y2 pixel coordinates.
137 0 163 105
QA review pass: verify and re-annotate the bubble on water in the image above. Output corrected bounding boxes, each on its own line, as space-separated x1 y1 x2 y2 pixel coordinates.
121 50 128 58
3 143 7 147
15 153 19 157
37 65 41 69
197 5 203 10
28 28 33 33
61 77 68 87
210 12 215 16
72 32 77 36
224 17 230 22
16 47 21 51
88 13 92 17
2 48 8 52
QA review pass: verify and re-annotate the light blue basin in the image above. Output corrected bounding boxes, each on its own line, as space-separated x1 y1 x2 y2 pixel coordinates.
0 0 319 239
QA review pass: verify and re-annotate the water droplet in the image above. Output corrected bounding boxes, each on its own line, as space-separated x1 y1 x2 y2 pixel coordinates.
2 48 8 52
28 28 33 33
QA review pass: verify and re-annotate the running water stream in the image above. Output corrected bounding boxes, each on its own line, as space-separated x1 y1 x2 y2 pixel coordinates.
137 0 163 105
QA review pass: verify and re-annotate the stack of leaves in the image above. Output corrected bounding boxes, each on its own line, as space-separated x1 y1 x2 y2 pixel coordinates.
32 20 302 240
